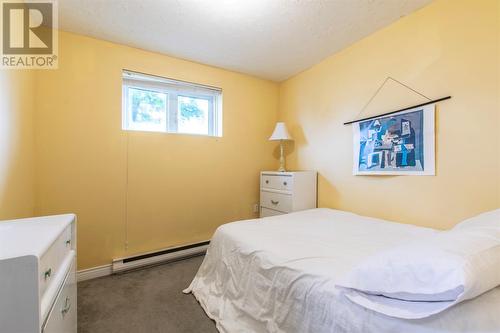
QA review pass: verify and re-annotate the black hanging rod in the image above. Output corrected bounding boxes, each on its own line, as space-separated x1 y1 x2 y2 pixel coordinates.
343 96 452 125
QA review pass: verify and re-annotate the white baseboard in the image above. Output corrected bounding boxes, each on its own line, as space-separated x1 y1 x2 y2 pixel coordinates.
77 264 112 282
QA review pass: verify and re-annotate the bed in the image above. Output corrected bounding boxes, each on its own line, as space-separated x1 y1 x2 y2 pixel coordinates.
184 208 500 333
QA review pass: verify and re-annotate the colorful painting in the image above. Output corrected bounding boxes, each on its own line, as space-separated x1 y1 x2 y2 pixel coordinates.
353 104 435 175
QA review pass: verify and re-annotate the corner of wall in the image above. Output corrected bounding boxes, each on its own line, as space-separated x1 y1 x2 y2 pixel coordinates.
0 70 37 220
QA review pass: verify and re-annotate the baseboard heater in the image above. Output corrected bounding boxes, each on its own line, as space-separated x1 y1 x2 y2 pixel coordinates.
112 240 210 273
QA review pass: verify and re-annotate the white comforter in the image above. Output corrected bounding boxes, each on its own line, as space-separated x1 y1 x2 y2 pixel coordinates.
184 208 500 333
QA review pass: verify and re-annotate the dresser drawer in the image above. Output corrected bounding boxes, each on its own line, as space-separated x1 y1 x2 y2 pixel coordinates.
260 207 286 217
42 256 77 333
261 174 293 192
260 190 292 212
39 224 73 296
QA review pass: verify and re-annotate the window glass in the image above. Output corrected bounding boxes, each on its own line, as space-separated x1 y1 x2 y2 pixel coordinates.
127 87 167 132
178 96 210 135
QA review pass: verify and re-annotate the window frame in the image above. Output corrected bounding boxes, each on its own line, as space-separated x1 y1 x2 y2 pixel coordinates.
122 70 223 137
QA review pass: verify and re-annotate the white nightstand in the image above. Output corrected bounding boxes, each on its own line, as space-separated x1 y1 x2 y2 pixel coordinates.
260 171 317 217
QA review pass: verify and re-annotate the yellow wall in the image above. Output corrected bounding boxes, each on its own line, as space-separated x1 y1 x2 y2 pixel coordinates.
35 31 279 269
4 0 498 270
0 70 35 220
279 0 499 229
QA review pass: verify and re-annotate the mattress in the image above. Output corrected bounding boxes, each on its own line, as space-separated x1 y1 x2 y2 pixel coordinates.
184 208 500 333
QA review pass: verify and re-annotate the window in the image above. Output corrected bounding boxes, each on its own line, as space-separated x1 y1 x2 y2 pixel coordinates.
122 70 222 136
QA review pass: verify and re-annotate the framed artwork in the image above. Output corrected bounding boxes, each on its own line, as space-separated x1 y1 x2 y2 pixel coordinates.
353 104 435 175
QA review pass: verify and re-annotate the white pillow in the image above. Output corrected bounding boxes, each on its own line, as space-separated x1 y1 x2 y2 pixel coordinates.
453 209 500 230
336 225 500 319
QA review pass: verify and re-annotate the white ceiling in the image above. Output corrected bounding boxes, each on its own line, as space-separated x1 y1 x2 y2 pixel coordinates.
59 0 432 82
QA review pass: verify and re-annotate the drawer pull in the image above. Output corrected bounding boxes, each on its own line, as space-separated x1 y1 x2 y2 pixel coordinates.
283 182 287 186
271 200 279 205
265 180 269 184
66 239 71 246
61 297 71 315
44 268 52 280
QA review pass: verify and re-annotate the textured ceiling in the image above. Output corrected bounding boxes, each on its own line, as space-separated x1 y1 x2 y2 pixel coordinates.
59 0 433 81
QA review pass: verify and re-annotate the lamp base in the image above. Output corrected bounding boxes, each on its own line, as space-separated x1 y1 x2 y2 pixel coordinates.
277 140 286 172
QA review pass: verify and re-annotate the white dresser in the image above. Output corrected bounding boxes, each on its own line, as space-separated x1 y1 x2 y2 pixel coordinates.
0 214 77 333
260 171 317 217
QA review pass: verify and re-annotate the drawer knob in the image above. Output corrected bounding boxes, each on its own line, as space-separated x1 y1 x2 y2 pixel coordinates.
271 200 279 205
66 239 71 246
44 268 52 280
265 180 269 184
61 297 71 315
283 182 287 186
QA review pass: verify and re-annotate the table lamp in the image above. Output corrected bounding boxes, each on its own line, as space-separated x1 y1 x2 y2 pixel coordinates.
269 122 293 172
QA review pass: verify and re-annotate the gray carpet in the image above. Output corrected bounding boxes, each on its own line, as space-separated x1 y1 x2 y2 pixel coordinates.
77 255 218 333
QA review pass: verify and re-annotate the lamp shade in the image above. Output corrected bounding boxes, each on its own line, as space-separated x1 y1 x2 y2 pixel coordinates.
269 122 293 141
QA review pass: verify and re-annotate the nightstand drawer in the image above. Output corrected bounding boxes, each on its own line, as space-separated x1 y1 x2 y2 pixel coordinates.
260 207 286 217
261 174 293 192
260 191 292 212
